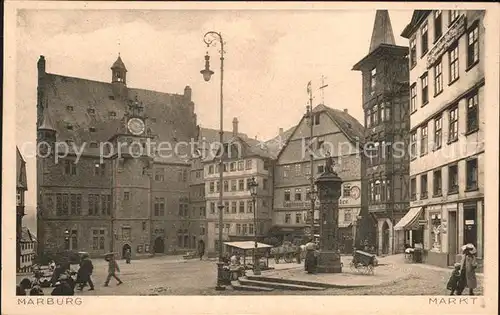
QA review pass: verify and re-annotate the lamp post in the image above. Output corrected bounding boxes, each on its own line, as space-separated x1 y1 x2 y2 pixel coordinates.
248 177 260 275
200 31 226 290
304 101 316 238
307 188 318 241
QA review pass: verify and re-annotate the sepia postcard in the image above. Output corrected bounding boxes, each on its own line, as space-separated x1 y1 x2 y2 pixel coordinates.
2 1 499 315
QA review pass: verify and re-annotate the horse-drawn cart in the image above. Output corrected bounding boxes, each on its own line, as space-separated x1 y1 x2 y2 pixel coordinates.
270 242 301 264
349 250 377 275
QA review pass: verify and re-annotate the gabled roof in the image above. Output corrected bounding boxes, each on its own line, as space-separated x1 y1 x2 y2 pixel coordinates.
21 227 36 243
401 10 433 39
265 126 296 159
16 147 28 190
276 104 366 161
202 135 272 163
369 10 396 53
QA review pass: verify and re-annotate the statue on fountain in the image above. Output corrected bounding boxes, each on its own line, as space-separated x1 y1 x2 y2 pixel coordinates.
325 151 335 174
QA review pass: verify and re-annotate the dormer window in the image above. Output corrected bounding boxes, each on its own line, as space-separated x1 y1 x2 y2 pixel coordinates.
66 124 73 130
88 108 95 114
66 106 74 112
89 127 96 132
109 95 115 100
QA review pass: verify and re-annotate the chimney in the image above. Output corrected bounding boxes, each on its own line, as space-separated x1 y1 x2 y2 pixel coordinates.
184 86 192 102
232 117 238 137
279 128 284 136
38 55 46 77
343 109 348 113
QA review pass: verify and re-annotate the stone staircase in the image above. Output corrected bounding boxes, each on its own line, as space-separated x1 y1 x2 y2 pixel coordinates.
231 275 328 292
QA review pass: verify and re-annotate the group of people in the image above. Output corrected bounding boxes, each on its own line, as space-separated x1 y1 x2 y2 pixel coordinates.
17 252 125 296
447 243 479 295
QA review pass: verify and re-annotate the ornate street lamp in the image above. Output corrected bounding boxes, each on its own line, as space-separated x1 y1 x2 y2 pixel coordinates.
248 177 260 275
201 31 226 291
304 83 315 238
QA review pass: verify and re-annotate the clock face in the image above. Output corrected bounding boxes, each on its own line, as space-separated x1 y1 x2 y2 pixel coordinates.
127 118 145 135
350 186 361 199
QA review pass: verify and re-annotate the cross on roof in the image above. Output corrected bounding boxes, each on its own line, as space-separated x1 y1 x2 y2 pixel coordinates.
319 75 329 105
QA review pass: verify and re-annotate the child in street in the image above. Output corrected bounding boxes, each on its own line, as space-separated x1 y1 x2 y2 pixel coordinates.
446 263 462 295
104 254 123 287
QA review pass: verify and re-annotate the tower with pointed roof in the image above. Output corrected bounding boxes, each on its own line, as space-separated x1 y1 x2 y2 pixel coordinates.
111 54 128 99
352 10 411 256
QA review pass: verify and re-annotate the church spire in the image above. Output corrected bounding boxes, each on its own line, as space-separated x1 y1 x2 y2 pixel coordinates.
369 10 396 53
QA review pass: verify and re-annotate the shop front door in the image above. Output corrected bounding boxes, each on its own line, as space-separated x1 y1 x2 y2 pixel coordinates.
448 211 458 266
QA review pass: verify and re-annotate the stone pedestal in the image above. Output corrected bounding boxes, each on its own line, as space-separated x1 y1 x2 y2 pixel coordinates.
317 251 342 273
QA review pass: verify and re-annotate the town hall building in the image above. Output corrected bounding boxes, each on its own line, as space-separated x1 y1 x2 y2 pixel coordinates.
36 55 199 259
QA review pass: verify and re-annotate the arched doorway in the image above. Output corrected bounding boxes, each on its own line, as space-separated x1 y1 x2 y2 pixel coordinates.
154 237 165 254
382 222 390 255
122 244 132 258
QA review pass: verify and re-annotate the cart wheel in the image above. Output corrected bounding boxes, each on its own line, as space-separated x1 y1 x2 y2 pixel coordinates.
367 265 374 275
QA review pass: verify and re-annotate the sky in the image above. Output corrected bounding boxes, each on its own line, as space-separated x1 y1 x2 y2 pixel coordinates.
15 9 413 224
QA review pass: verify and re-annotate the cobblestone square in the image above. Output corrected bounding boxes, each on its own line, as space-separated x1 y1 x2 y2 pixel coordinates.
18 255 483 296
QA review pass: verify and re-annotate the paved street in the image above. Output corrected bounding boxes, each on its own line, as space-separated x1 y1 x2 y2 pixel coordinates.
17 254 483 295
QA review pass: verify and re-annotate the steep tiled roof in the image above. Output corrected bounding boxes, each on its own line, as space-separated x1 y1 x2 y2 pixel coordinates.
202 135 272 162
21 227 36 243
16 147 28 190
276 104 366 160
316 105 366 144
40 71 197 158
265 126 296 158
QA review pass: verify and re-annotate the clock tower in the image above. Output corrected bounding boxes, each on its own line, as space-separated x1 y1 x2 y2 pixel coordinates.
109 96 154 258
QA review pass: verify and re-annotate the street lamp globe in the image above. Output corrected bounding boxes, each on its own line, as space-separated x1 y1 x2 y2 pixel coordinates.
200 52 214 82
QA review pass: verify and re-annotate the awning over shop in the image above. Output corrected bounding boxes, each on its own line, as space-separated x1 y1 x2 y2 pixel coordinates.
394 207 423 231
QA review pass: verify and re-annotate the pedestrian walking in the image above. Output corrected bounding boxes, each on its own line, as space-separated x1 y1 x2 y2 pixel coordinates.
77 253 95 291
457 243 478 295
124 249 131 264
198 240 205 261
304 238 317 274
104 254 123 287
446 263 462 295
